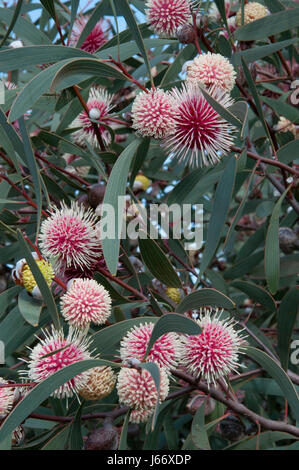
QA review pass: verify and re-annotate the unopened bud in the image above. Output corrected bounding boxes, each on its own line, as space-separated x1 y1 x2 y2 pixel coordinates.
176 24 195 44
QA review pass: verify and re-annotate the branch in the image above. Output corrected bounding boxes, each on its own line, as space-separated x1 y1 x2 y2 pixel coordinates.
173 370 299 438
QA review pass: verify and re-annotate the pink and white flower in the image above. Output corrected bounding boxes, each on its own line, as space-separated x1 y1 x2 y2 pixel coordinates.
145 0 192 37
181 309 246 385
164 83 236 166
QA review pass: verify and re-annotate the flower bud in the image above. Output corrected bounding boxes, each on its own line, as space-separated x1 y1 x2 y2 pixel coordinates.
88 184 106 209
176 24 195 44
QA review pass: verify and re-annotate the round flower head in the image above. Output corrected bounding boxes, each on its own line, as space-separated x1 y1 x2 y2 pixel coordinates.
236 2 268 27
12 253 54 300
0 379 14 418
61 279 112 329
24 328 92 399
39 201 100 274
70 87 114 148
22 260 54 295
132 89 177 139
186 53 236 93
70 16 108 53
120 322 181 372
78 366 116 401
117 367 169 411
146 0 192 37
130 407 155 424
165 287 181 304
133 174 152 192
181 309 246 386
164 83 236 167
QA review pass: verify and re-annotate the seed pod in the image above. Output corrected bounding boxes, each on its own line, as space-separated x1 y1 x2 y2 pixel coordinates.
85 421 119 450
88 184 106 209
76 193 90 210
219 415 245 442
176 24 195 44
279 227 298 254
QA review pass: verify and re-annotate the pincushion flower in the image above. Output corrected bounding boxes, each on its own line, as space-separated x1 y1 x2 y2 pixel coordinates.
78 366 116 401
165 287 181 304
186 53 236 93
23 328 92 399
130 407 155 424
0 379 15 418
61 279 112 329
70 87 114 148
70 16 109 53
164 83 236 167
133 174 152 191
236 2 268 27
117 367 169 411
145 0 192 37
120 322 181 372
39 201 100 274
181 309 246 385
131 88 177 139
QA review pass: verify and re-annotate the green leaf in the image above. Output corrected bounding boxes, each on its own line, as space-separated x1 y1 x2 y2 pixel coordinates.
40 0 56 20
226 431 297 450
18 118 42 236
145 313 201 358
277 288 299 370
18 290 43 327
117 0 153 85
68 402 84 450
265 187 289 294
0 359 117 445
224 154 255 246
231 281 276 312
139 238 182 288
90 317 158 357
241 58 274 146
262 96 299 123
118 411 130 450
50 58 126 91
198 84 243 129
235 8 299 41
0 0 23 47
161 43 196 85
9 59 74 123
0 7 51 44
101 139 141 275
176 288 235 313
17 231 60 329
197 157 237 280
41 425 71 450
93 272 130 304
245 347 299 422
0 46 94 73
232 38 299 66
277 140 299 165
191 403 210 450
